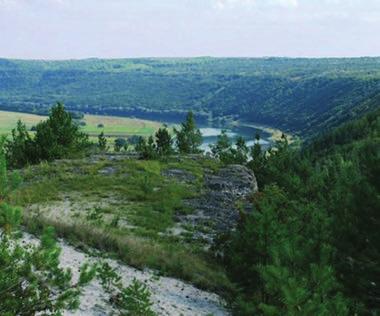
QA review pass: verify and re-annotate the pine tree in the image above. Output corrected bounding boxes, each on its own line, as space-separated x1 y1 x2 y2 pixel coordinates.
0 141 95 314
117 279 155 316
0 138 7 201
155 126 173 157
234 136 249 164
5 120 36 168
34 102 89 161
248 133 267 185
222 185 350 315
135 136 157 160
210 130 232 163
174 111 202 154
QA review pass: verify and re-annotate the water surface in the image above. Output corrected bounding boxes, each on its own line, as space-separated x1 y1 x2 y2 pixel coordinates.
199 125 272 152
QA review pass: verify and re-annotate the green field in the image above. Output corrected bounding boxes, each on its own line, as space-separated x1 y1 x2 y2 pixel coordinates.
0 111 46 135
0 110 163 140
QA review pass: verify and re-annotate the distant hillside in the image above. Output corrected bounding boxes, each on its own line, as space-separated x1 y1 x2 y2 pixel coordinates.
1 57 380 137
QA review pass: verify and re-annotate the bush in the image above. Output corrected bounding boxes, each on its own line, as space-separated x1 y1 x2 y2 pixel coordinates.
114 138 127 152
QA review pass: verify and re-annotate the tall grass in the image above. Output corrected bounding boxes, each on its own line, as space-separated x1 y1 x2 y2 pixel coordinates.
23 214 233 293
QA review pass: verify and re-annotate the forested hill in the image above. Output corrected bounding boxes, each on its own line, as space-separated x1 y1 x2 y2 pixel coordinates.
1 57 380 136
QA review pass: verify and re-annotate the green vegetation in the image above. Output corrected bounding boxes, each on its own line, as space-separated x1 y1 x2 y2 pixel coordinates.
174 111 202 154
98 131 107 151
217 109 380 314
0 110 162 144
1 57 380 136
117 279 155 316
1 74 379 314
96 263 155 315
0 138 95 315
135 125 174 159
7 153 230 292
0 110 45 135
210 131 250 164
5 103 89 168
80 114 161 140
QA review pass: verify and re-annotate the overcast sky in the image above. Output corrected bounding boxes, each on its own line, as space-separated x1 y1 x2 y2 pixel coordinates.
0 0 379 59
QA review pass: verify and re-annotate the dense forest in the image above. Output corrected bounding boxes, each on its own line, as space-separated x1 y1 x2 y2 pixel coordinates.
219 108 380 314
1 57 380 136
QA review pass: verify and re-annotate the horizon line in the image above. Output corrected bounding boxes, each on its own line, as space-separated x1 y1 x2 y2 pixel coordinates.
2 55 380 62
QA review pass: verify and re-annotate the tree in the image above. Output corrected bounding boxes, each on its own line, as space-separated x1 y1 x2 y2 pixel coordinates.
0 223 96 314
98 132 107 151
155 126 173 157
114 138 127 152
248 133 267 185
34 102 89 161
0 138 21 201
233 136 249 164
174 112 202 154
210 131 249 165
135 136 156 160
221 185 350 315
210 130 231 162
5 120 36 168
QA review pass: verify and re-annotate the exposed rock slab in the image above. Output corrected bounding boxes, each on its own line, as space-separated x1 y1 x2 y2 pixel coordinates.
175 164 258 241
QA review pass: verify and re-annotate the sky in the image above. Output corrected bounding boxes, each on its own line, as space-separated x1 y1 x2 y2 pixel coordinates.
0 0 379 59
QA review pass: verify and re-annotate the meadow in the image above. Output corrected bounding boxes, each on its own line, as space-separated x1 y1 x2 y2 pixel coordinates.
0 110 162 141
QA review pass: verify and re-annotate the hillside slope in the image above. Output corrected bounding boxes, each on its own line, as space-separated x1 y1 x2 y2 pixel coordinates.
1 57 380 136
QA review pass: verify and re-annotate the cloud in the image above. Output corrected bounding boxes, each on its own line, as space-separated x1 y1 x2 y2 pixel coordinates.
213 0 298 10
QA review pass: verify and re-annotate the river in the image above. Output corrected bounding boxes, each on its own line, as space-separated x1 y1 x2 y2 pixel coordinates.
199 125 272 152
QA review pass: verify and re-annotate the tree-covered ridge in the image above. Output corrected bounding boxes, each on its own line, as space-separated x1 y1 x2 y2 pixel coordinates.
1 57 380 136
219 109 380 314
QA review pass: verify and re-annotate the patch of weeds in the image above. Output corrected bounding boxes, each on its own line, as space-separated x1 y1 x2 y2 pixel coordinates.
8 179 60 206
116 278 155 316
97 262 122 293
110 214 120 228
86 207 104 222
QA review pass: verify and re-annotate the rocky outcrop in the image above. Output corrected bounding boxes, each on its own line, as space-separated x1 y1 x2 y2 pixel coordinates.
174 164 258 242
162 168 197 183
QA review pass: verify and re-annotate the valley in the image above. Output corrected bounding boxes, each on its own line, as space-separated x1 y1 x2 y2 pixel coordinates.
1 57 379 137
0 109 276 151
1 0 380 314
0 60 378 315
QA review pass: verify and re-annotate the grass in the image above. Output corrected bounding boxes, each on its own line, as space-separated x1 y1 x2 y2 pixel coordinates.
8 154 230 292
0 110 162 140
0 110 45 135
82 114 162 137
